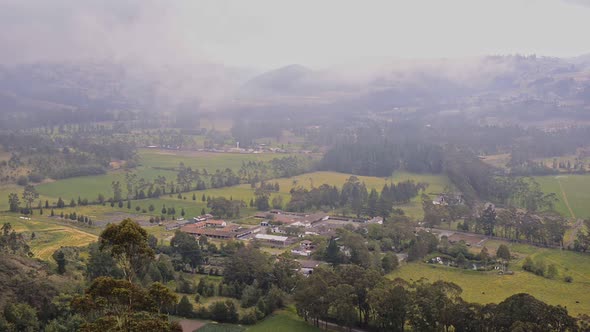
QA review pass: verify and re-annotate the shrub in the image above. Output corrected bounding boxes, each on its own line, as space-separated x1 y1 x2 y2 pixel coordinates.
208 300 239 323
534 260 546 277
496 244 511 261
240 309 259 325
522 257 535 272
522 257 546 276
564 275 573 283
176 295 193 318
547 264 558 279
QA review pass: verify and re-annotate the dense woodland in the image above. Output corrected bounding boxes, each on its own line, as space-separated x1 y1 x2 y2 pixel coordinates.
284 176 425 217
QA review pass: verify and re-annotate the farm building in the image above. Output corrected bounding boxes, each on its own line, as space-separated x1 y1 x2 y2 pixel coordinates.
181 223 252 239
254 233 290 247
296 259 323 275
365 216 384 224
291 249 312 257
205 219 227 228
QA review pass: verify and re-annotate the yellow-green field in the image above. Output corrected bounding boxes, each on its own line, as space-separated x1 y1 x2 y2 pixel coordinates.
138 149 286 171
389 242 590 316
535 174 590 219
1 215 97 260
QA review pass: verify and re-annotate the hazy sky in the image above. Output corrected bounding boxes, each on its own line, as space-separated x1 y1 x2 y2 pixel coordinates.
1 0 589 68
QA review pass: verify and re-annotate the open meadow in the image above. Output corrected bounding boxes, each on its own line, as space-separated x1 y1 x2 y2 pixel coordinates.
246 308 320 332
138 148 285 171
388 241 590 316
535 174 590 219
15 168 451 233
32 149 287 203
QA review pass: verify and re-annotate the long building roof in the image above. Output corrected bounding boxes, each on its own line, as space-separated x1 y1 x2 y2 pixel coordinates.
255 233 288 242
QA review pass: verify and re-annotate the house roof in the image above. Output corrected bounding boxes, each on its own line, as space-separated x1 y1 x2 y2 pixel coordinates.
296 259 322 269
181 223 250 238
206 219 226 225
255 234 289 242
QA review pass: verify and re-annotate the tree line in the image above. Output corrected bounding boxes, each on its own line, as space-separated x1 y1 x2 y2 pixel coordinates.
285 176 426 217
0 219 586 331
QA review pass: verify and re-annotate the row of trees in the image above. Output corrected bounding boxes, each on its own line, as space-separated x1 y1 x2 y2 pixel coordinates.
294 266 577 331
109 156 310 204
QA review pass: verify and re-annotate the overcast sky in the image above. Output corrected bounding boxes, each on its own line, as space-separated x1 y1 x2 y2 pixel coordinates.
0 0 589 69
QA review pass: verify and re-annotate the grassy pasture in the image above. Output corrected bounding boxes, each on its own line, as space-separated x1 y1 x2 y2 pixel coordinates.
267 171 451 219
200 116 234 132
138 149 284 171
9 170 450 254
389 242 590 316
1 214 97 260
29 171 450 228
198 323 245 332
253 130 308 150
246 308 320 332
34 168 178 204
535 174 590 219
0 183 59 211
33 149 292 203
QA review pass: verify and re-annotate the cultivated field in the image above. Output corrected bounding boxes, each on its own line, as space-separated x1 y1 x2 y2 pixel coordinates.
1 215 97 260
389 242 590 316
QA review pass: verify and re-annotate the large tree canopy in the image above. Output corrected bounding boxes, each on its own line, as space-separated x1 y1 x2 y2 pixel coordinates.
99 218 155 282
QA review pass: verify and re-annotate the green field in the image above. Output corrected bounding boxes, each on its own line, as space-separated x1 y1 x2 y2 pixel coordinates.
30 170 450 226
1 214 97 260
535 174 590 219
267 171 451 219
33 149 285 203
198 323 245 332
138 149 284 171
200 116 234 132
389 242 590 316
0 183 60 211
246 309 320 332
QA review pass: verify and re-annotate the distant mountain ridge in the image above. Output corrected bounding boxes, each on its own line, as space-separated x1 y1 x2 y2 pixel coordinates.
1 55 590 127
